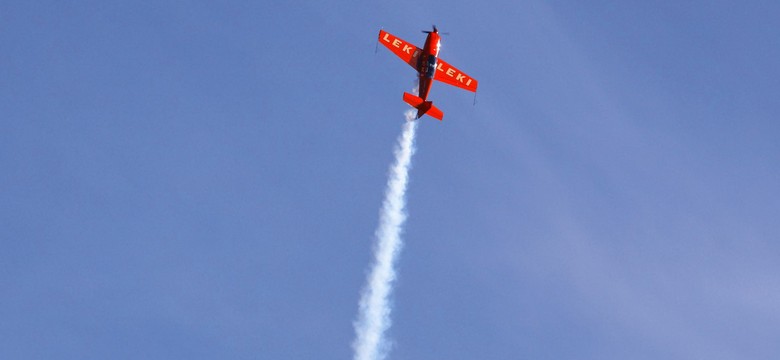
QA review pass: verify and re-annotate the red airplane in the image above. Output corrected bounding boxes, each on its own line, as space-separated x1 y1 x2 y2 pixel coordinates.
378 26 479 121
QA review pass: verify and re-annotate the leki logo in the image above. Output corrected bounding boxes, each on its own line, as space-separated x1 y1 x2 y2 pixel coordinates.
382 33 421 58
436 63 473 87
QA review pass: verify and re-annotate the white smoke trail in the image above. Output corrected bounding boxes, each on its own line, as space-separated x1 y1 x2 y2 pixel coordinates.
352 109 419 360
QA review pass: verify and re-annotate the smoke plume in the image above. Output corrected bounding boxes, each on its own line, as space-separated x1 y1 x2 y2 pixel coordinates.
352 109 419 360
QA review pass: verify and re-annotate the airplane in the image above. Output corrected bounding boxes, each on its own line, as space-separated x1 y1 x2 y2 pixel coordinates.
377 25 479 121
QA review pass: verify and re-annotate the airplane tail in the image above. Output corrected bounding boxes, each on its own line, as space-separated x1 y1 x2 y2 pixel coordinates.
403 92 443 121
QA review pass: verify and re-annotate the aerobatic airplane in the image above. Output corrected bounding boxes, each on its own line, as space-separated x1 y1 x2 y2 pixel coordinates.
378 26 479 121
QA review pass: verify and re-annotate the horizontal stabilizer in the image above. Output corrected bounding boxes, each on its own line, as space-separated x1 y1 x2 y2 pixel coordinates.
402 92 444 121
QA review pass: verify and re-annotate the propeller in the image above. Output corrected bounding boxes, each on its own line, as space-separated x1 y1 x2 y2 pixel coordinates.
422 25 449 35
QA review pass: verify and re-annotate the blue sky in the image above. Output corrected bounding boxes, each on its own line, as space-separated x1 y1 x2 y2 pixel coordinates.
2 1 780 359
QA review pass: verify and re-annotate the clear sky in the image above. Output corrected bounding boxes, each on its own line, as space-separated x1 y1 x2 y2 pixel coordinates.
2 1 780 359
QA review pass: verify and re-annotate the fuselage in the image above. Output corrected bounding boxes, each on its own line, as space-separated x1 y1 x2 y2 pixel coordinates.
416 31 441 101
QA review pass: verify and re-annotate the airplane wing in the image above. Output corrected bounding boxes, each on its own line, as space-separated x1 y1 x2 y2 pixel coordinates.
378 30 422 70
434 58 479 92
